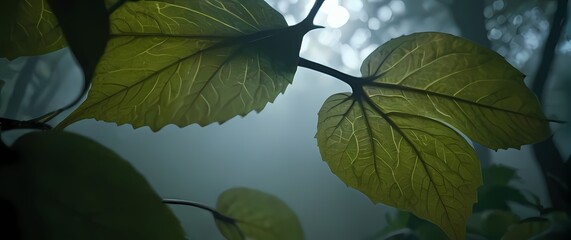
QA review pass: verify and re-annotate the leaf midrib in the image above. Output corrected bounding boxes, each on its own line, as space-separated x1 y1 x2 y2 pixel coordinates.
359 93 460 240
73 28 289 116
364 82 548 121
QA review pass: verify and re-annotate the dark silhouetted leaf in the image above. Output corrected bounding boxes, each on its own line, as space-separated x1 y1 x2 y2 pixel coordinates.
0 0 66 59
58 0 310 130
317 32 550 239
502 217 551 240
0 131 185 239
215 187 303 240
46 0 110 101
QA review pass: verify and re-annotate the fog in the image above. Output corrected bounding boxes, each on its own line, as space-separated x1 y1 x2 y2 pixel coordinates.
1 0 570 239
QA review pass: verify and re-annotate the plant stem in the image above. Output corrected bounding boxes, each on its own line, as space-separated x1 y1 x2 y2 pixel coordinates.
162 199 235 223
298 57 362 88
304 0 325 24
0 117 52 131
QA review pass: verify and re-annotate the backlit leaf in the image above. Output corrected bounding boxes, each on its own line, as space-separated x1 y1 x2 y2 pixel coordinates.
317 93 481 240
0 0 66 59
0 131 185 239
317 32 550 239
360 33 550 150
215 187 303 240
58 0 309 130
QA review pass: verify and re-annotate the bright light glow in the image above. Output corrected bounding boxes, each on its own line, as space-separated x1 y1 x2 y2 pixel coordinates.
389 0 406 15
368 18 381 30
377 6 393 22
326 5 350 28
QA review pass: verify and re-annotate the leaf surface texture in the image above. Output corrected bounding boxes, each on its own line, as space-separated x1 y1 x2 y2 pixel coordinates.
59 0 303 130
316 32 550 239
215 187 303 240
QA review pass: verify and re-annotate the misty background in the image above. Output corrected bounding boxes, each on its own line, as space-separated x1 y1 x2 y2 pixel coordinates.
1 0 570 239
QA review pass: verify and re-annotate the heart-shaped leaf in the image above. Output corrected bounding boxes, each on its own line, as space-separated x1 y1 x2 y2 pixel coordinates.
316 32 551 240
0 131 185 239
0 0 67 59
215 187 303 240
58 0 311 130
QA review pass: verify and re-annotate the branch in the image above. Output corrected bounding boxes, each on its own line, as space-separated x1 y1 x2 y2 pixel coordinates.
530 0 568 210
298 57 363 88
0 117 52 131
303 0 325 24
162 198 245 239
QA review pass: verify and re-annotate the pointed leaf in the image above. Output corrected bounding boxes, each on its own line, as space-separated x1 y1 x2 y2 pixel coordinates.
0 131 185 239
58 0 307 130
215 187 303 240
0 0 67 59
317 93 482 240
361 32 550 150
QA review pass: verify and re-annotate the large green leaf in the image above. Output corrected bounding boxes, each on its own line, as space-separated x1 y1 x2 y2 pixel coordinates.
316 32 550 239
0 131 185 239
58 0 310 130
360 32 550 150
0 0 67 59
215 187 303 240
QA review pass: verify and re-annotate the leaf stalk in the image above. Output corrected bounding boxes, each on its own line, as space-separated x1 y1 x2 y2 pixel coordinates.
162 199 235 224
298 57 363 89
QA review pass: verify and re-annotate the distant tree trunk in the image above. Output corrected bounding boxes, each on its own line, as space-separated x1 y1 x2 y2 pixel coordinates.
449 0 492 167
5 58 38 118
530 0 568 210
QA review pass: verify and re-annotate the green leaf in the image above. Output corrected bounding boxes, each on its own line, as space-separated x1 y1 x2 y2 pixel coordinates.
215 187 303 240
0 131 185 239
502 217 551 240
317 92 482 240
359 32 550 150
46 0 110 98
0 0 67 59
317 32 550 239
58 0 309 130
